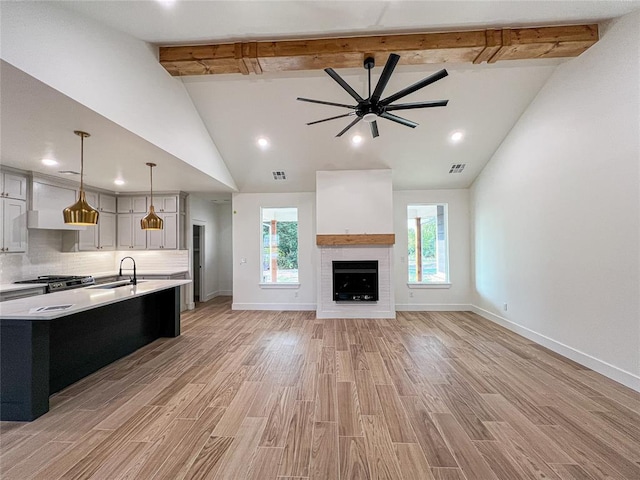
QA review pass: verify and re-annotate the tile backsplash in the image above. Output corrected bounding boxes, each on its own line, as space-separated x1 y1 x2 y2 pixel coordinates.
0 230 188 283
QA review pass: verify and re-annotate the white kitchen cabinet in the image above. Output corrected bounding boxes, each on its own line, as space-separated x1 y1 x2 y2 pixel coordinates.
83 191 116 214
150 195 177 213
78 212 115 251
1 197 26 252
117 196 147 213
99 213 117 249
147 213 177 249
117 213 147 249
99 194 117 213
1 172 27 200
0 171 27 253
84 191 99 210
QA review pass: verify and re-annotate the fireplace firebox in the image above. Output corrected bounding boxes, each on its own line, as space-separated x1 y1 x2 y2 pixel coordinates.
332 260 378 302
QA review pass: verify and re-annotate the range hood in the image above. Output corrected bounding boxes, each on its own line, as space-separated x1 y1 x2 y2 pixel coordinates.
29 177 86 230
27 210 86 230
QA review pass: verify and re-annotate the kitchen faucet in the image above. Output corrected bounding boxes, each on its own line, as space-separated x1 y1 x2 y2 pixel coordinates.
119 256 137 285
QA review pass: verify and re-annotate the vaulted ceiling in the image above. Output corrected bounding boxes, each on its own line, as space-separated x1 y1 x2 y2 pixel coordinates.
2 1 639 195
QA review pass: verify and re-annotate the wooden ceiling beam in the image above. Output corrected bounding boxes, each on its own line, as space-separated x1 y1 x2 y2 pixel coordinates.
159 24 598 77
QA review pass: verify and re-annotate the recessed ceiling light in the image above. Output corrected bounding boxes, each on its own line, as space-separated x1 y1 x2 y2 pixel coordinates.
156 0 176 8
351 135 363 145
257 137 269 148
114 179 125 186
41 158 58 166
450 131 464 142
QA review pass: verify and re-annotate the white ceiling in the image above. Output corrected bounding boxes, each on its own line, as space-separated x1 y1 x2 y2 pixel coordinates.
2 1 640 195
59 1 640 44
0 61 233 195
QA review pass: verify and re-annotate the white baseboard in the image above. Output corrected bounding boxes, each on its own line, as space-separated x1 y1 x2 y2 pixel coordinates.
471 305 640 393
316 310 396 319
202 290 232 302
396 303 472 312
232 302 316 311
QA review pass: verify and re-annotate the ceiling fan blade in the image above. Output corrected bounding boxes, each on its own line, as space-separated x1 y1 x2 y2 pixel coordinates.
370 53 400 103
297 97 357 109
325 68 365 103
370 120 380 138
380 69 448 106
336 116 363 137
307 112 356 125
385 100 449 111
379 112 418 128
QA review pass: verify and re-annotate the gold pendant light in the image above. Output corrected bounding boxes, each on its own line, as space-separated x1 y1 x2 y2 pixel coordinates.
63 131 99 226
141 162 163 230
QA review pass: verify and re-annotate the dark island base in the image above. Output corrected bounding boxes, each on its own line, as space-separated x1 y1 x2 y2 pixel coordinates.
1 286 180 421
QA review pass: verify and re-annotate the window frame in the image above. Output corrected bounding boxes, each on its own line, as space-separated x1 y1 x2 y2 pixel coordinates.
406 203 451 287
259 206 300 287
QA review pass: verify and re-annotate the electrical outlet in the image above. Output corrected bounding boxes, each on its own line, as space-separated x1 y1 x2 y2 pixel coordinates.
503 303 508 311
409 291 414 298
294 292 299 298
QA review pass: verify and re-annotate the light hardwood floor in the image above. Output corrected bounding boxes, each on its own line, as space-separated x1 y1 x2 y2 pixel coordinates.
1 297 640 479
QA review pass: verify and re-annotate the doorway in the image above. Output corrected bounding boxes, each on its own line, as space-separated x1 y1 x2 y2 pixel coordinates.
192 224 204 303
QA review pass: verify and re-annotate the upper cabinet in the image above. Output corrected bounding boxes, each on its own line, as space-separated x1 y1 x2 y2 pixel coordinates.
1 172 27 200
153 195 178 213
117 196 147 213
117 194 186 250
85 192 116 213
0 171 27 253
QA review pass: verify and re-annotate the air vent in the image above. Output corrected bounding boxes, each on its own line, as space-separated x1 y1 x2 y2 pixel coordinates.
58 170 80 175
272 171 287 180
449 164 466 174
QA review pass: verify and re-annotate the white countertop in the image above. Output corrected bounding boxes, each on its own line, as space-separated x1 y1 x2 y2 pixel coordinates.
0 279 191 320
0 283 49 294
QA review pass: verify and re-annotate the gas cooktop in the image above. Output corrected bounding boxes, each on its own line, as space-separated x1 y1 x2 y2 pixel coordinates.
14 275 95 292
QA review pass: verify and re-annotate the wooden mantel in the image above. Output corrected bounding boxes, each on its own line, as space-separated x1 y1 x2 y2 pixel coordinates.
316 234 395 246
159 24 598 76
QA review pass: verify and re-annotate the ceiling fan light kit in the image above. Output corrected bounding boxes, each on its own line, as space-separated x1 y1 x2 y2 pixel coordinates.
297 53 449 138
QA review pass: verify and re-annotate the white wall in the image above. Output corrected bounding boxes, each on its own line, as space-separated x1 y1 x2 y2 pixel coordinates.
0 230 114 282
316 170 393 234
232 192 316 310
470 12 640 390
217 204 233 295
0 2 236 190
394 189 471 311
0 230 188 282
189 196 233 303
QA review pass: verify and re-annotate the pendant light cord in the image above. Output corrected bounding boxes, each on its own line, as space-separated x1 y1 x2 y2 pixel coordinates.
79 133 84 192
149 164 154 207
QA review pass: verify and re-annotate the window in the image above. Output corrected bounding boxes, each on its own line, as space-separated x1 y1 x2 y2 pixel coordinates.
407 204 449 283
261 207 298 283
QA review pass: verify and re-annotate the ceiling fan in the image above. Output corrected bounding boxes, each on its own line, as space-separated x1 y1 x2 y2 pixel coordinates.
297 53 449 138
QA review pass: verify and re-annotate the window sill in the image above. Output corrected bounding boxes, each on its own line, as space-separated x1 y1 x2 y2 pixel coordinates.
259 283 300 289
407 282 451 289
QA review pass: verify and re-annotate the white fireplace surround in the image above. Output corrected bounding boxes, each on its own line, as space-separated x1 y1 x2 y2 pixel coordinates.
317 245 395 319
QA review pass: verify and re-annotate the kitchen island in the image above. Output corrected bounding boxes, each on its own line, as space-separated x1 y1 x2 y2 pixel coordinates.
0 279 190 421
